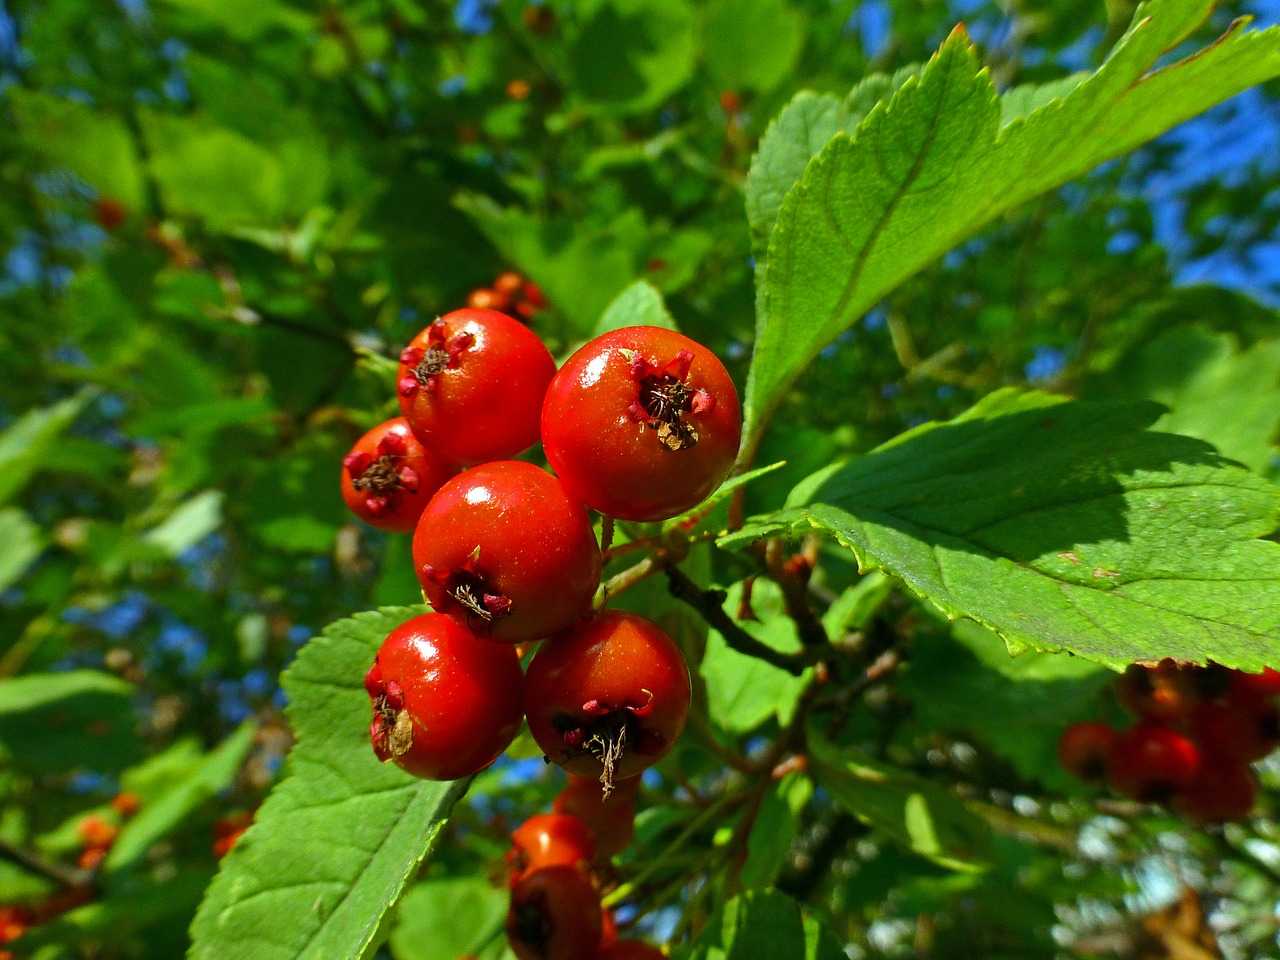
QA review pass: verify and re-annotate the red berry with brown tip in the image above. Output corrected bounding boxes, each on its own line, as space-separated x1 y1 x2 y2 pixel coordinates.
553 773 639 858
525 612 690 789
506 865 602 960
1115 660 1199 722
599 941 667 960
1107 723 1200 802
541 326 741 521
1058 723 1117 783
366 613 524 779
413 461 601 643
397 309 556 466
1174 757 1258 824
508 813 595 884
340 417 454 532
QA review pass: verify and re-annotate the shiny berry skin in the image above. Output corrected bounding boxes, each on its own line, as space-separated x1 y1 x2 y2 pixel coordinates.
1190 699 1279 762
1106 723 1200 802
1174 757 1258 824
366 614 524 779
553 773 639 858
506 865 602 960
397 309 556 466
1057 723 1118 782
541 326 742 521
1115 660 1199 722
525 612 691 788
599 941 667 960
413 461 601 643
508 813 595 883
340 417 455 532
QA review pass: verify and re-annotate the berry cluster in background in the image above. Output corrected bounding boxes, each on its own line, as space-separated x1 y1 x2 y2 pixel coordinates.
339 290 740 955
1059 661 1280 822
466 269 548 322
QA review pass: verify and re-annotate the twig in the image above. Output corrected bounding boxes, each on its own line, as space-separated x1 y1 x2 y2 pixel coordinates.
0 839 92 890
665 567 810 676
762 539 829 649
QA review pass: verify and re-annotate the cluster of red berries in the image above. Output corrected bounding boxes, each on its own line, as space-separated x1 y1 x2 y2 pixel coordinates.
502 778 662 959
342 306 740 794
75 792 140 871
1059 662 1280 822
0 887 93 960
466 270 547 321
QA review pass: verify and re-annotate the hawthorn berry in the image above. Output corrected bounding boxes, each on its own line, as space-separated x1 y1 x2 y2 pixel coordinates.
340 417 454 532
1115 660 1198 722
1230 666 1280 702
1174 757 1258 824
1106 723 1200 802
508 813 595 883
93 197 127 231
506 865 602 960
397 309 556 466
413 461 601 643
525 611 691 790
111 792 141 819
599 941 667 960
366 613 524 779
1190 699 1279 762
553 773 639 858
467 287 510 312
1057 722 1117 782
494 272 525 297
541 326 742 521
77 815 118 849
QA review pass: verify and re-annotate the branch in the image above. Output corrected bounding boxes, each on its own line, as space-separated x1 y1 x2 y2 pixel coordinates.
0 839 92 890
665 567 810 676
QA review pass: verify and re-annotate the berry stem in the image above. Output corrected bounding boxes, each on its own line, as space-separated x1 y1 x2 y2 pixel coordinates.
0 838 94 890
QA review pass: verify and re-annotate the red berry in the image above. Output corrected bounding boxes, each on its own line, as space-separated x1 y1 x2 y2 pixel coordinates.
1107 723 1200 802
1174 757 1258 824
467 287 512 312
508 813 595 883
111 792 141 818
521 280 546 309
1115 660 1198 722
553 773 639 858
719 90 742 114
398 309 555 465
1190 699 1279 762
93 197 127 231
599 941 666 960
525 612 690 789
541 326 741 521
77 815 118 849
77 846 109 870
494 271 525 297
1057 723 1117 782
366 613 524 779
413 461 601 643
1230 667 1280 701
340 417 454 532
506 866 602 960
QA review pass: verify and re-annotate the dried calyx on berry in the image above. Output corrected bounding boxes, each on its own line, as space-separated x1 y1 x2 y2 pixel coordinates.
397 321 474 399
551 692 665 799
621 348 716 452
344 431 418 518
419 548 513 628
365 662 413 764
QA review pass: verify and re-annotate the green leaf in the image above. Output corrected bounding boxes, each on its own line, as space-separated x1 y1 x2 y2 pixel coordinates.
144 491 225 557
739 772 812 890
595 280 678 335
662 461 787 533
388 877 507 960
820 570 893 637
902 622 1113 788
808 723 992 869
702 0 805 93
0 392 92 506
0 671 140 774
1093 328 1280 475
189 607 469 960
9 91 144 207
743 1 1280 452
723 389 1280 670
156 0 308 41
106 723 256 872
685 890 844 960
567 0 697 115
700 580 810 734
0 508 43 592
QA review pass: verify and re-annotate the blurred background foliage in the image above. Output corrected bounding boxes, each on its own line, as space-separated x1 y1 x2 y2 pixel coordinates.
0 0 1277 956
